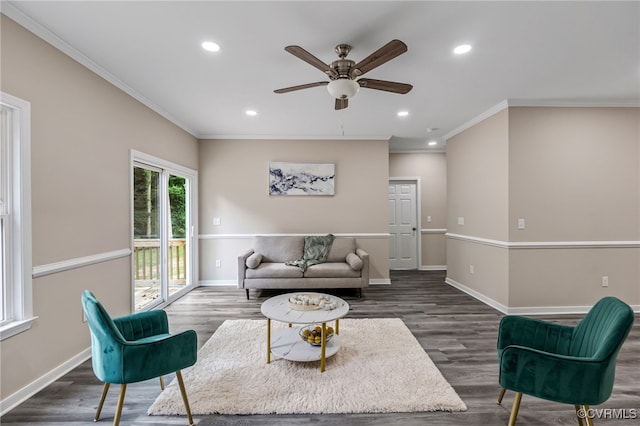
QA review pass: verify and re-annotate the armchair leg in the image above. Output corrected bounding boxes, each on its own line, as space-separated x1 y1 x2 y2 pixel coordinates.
159 376 165 390
497 387 506 404
245 289 249 300
95 382 110 421
507 392 522 426
113 384 127 426
575 405 585 426
583 405 594 426
175 370 194 426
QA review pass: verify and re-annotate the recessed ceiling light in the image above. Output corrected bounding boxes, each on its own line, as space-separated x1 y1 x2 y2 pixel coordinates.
397 111 409 117
202 41 220 52
245 110 258 116
426 127 439 132
453 44 472 55
428 141 438 146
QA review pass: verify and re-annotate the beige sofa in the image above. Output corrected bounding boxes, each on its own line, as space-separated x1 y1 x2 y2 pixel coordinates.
237 235 369 299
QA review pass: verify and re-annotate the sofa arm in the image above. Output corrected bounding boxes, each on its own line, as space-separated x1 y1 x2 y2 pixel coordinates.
237 249 254 288
356 248 369 286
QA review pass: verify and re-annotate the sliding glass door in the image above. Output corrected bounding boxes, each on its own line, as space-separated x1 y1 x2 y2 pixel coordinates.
132 153 196 312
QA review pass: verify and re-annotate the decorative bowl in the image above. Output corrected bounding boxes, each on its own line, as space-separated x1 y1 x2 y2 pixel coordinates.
299 325 334 346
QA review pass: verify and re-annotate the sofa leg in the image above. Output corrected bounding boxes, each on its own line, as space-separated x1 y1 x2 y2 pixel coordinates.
358 288 362 298
245 289 249 300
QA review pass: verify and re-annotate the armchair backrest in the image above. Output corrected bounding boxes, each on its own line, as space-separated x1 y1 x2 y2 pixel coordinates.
570 296 634 360
81 290 126 351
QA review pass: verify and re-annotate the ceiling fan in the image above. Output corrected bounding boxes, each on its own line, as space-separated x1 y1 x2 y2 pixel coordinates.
274 39 413 110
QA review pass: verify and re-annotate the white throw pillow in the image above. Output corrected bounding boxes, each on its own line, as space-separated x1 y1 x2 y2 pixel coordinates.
345 252 363 271
246 253 263 269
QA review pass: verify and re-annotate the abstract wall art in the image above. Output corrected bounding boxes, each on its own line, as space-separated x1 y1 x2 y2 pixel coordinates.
269 162 335 196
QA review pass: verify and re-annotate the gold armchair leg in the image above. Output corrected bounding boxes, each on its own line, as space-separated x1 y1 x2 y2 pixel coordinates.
159 376 165 390
175 370 194 426
497 387 506 404
113 384 127 426
94 382 110 422
583 405 594 426
507 392 522 426
575 405 585 426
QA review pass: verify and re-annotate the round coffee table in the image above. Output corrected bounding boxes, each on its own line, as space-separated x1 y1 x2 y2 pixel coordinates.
261 292 349 372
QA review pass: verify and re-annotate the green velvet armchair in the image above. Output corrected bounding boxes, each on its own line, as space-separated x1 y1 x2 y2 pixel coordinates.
81 290 197 426
497 296 634 426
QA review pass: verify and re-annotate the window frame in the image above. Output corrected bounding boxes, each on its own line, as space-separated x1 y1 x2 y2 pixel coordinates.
0 92 35 341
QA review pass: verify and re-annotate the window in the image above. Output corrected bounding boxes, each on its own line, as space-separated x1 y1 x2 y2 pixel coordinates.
131 151 197 312
0 92 34 340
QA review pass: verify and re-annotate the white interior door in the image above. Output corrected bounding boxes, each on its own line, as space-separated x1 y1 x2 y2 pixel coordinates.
388 182 418 269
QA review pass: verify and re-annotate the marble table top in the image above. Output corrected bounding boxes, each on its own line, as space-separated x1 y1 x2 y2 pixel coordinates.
261 292 349 324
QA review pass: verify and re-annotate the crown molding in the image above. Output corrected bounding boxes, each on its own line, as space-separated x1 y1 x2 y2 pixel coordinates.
444 98 640 141
2 2 199 138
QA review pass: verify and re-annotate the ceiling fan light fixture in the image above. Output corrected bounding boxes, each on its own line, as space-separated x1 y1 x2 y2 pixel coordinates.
202 41 220 52
453 44 472 55
327 79 359 99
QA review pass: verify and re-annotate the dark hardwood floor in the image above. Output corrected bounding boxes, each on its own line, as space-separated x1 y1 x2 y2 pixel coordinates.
2 271 638 425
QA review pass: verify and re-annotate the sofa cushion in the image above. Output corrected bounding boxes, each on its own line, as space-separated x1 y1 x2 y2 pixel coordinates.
345 252 363 271
246 253 262 269
303 262 361 278
254 236 304 263
246 263 304 279
326 238 356 262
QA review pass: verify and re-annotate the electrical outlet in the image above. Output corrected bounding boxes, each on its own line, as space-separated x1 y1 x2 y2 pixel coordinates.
213 217 221 226
215 259 221 268
427 215 432 223
469 265 475 274
458 216 465 226
517 218 525 230
601 276 609 287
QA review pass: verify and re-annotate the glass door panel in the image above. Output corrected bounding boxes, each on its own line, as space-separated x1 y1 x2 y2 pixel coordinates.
168 174 188 297
133 166 162 311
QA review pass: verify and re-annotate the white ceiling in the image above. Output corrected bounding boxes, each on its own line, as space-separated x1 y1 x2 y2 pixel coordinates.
4 1 639 152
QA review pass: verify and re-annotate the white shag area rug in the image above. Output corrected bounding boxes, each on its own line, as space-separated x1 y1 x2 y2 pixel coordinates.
148 318 467 415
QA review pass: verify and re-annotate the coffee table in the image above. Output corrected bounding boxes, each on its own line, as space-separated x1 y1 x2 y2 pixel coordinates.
261 292 349 372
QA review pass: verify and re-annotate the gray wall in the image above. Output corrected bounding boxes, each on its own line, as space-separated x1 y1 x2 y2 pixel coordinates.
446 104 639 312
389 152 447 269
198 139 391 283
1 14 198 401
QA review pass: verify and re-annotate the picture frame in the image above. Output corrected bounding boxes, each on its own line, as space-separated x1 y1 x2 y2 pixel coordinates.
269 162 335 196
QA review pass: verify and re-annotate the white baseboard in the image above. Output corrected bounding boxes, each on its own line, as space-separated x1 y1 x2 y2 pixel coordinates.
198 280 237 286
445 277 640 315
369 278 391 285
1 347 91 416
445 277 509 314
419 265 447 271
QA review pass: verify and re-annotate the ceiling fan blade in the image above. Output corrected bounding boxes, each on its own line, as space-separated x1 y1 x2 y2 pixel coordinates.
284 46 338 78
274 81 328 94
352 39 408 77
358 78 413 94
335 98 348 110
